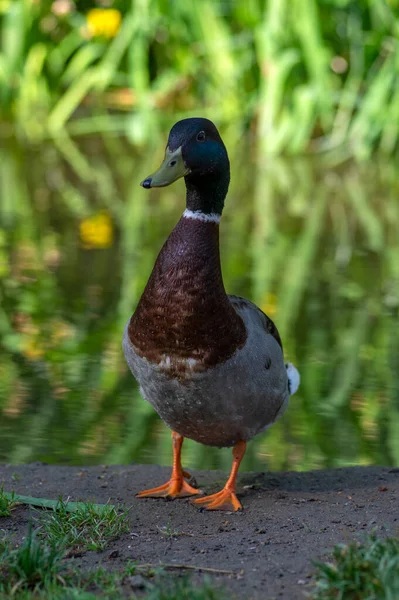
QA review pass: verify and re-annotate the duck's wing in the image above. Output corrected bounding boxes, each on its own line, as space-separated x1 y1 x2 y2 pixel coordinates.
228 294 283 350
228 295 300 395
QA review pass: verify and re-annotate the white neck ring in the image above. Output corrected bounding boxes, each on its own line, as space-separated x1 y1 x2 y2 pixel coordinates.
183 209 221 223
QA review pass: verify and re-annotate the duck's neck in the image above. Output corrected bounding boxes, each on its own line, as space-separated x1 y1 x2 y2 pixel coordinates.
140 167 231 300
184 169 229 216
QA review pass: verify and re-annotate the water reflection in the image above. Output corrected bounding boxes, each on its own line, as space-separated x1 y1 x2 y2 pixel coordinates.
0 135 398 472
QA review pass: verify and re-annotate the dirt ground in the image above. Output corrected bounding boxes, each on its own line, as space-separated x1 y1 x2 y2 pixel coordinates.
0 463 398 599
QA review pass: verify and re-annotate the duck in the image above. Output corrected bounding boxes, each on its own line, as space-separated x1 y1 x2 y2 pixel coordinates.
123 117 299 511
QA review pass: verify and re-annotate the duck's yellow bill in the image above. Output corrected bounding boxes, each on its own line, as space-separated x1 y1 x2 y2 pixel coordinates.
141 147 190 188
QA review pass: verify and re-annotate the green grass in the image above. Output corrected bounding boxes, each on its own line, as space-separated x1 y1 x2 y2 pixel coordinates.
0 527 65 596
35 497 130 552
0 487 17 517
0 496 221 598
157 521 187 538
144 575 222 600
65 563 140 600
0 537 222 600
74 568 223 600
312 534 399 600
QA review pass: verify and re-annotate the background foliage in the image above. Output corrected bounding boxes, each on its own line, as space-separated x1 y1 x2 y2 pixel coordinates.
1 0 399 157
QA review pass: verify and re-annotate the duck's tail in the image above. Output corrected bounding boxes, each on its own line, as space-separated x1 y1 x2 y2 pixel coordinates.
285 363 300 395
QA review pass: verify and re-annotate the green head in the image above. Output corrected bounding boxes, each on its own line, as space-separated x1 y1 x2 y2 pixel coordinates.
141 118 230 216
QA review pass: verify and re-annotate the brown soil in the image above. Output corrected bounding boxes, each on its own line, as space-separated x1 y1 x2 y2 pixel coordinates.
1 463 398 599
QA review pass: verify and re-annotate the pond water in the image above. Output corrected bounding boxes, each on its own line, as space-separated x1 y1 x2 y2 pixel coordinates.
0 133 398 473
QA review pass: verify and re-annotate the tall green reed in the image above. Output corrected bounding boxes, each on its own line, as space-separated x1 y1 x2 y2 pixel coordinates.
1 0 398 158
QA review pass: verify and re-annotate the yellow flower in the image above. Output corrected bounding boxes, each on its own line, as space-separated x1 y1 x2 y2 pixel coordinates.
260 292 278 317
23 338 44 361
79 211 113 249
86 8 121 39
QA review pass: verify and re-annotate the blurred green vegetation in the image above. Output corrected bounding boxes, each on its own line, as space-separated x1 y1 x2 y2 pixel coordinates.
1 0 399 158
0 1 399 471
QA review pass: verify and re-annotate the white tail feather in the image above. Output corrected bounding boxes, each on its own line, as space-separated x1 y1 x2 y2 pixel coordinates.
286 362 300 395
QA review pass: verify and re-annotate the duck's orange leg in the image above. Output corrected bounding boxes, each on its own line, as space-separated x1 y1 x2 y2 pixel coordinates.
192 441 246 511
137 431 201 499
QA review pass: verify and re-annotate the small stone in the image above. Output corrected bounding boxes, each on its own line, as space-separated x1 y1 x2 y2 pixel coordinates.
127 575 147 589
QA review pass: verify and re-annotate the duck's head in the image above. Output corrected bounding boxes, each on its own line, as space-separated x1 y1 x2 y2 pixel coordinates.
141 118 230 216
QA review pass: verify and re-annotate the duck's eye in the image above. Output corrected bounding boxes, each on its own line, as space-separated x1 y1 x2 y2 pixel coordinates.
196 131 206 142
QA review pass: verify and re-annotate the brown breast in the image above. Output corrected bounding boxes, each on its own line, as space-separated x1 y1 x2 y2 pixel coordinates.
128 217 247 378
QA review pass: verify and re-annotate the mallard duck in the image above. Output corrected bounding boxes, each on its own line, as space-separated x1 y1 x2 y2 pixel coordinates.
123 118 299 511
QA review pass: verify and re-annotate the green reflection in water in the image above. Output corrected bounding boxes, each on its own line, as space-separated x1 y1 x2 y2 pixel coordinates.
0 134 398 473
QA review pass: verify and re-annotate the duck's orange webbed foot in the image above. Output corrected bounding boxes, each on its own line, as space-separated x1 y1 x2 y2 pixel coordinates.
137 476 200 499
192 488 242 511
136 432 201 500
192 440 246 511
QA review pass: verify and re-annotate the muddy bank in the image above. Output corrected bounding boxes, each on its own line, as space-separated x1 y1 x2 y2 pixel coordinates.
0 463 398 599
